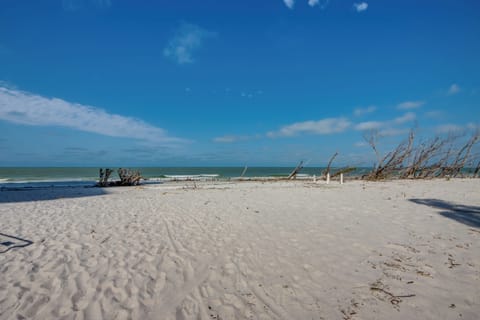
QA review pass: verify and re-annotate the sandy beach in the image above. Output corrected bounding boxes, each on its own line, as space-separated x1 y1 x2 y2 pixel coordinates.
0 179 479 319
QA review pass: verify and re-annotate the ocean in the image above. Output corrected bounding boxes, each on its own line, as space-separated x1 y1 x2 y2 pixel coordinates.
0 167 367 188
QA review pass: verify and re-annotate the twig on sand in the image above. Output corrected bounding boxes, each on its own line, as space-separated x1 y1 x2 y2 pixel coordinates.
370 286 416 305
100 236 111 244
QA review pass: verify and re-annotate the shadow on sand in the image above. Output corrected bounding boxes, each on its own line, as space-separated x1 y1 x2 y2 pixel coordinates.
0 232 33 254
409 198 480 228
0 186 107 204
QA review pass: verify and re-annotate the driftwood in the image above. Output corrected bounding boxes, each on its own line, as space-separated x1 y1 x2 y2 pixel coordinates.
240 165 248 178
322 152 338 179
117 168 142 186
437 132 479 178
288 161 305 180
331 167 356 178
97 168 143 187
365 130 414 180
401 136 447 179
474 161 480 178
98 168 114 187
360 128 479 181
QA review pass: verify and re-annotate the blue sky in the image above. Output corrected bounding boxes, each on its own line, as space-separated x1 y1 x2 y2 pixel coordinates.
0 0 479 166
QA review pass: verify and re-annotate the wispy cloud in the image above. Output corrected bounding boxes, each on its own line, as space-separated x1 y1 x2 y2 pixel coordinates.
283 0 295 9
354 106 376 116
284 0 330 9
394 112 416 124
436 123 477 134
354 121 383 131
354 141 368 147
397 100 424 110
213 135 257 143
354 113 416 136
0 87 182 144
353 2 368 12
435 124 464 134
164 22 216 65
267 118 351 137
448 83 461 95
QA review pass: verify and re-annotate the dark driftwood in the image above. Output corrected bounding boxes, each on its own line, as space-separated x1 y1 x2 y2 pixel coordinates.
117 168 142 186
98 168 114 187
97 168 143 187
474 161 480 178
288 161 305 180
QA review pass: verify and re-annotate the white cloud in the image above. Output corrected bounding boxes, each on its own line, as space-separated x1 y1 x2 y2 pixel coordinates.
353 2 368 12
213 136 238 143
448 83 461 95
435 123 477 134
435 124 464 134
164 23 216 65
284 0 295 9
354 141 368 147
394 112 416 124
354 106 376 116
397 101 424 110
268 118 351 137
379 128 410 137
354 113 415 135
213 135 253 143
0 87 182 144
284 0 330 9
354 121 383 131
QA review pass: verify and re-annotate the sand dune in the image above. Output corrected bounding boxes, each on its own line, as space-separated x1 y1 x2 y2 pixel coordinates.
1 179 479 319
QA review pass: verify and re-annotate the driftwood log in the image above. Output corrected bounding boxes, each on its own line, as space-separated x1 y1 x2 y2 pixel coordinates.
98 168 114 187
97 168 143 187
322 152 338 179
288 161 305 180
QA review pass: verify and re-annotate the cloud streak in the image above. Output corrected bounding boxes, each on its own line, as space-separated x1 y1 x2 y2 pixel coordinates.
355 112 416 136
213 135 256 143
354 106 376 116
267 118 351 137
353 2 368 12
164 22 216 64
448 83 461 95
0 87 182 144
397 101 424 110
283 0 295 9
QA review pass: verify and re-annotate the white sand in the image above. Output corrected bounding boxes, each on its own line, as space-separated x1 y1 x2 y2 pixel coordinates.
0 179 479 320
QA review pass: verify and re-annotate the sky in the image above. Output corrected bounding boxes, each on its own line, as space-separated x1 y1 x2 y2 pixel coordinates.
0 0 479 167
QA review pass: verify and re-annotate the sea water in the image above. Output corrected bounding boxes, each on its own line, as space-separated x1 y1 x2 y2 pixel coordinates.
0 167 369 188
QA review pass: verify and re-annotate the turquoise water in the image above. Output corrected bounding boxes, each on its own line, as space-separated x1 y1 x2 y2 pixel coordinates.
0 167 367 188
